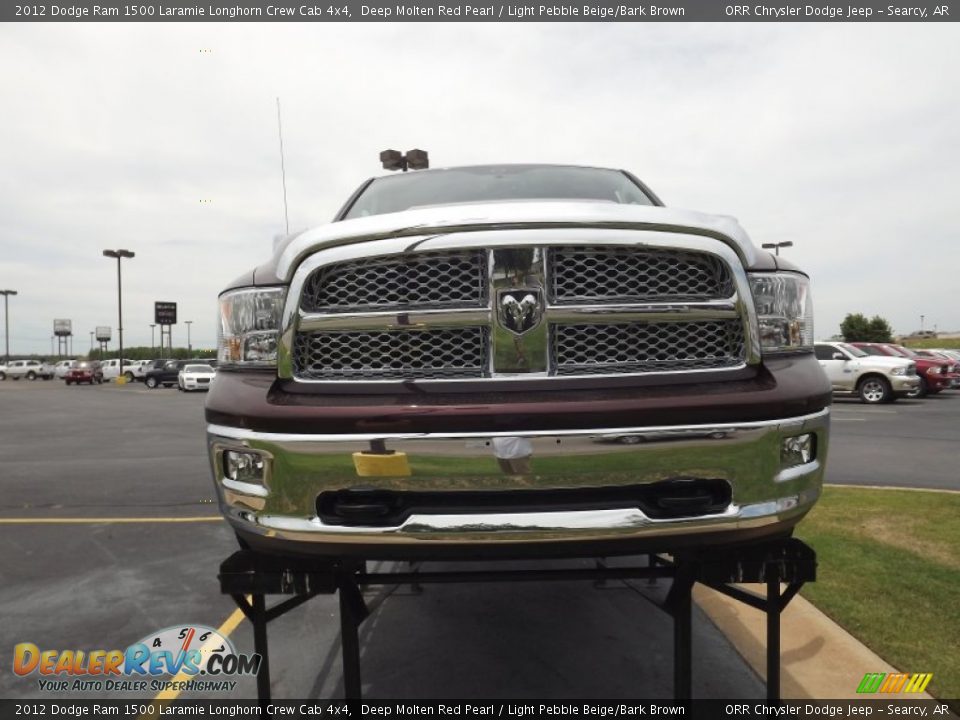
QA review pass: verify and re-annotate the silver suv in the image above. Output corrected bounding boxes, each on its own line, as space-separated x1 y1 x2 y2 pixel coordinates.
814 341 918 403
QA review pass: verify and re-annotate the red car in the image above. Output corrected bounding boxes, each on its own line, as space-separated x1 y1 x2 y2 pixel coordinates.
850 343 955 397
64 360 104 386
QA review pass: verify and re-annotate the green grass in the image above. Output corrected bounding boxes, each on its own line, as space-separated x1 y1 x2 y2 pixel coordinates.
794 486 960 700
901 338 960 350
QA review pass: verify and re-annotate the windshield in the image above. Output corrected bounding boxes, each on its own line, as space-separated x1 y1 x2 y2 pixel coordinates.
892 346 917 358
342 165 655 220
839 343 868 357
184 365 214 373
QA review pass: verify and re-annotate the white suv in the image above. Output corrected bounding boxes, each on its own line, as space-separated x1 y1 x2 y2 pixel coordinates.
814 341 919 403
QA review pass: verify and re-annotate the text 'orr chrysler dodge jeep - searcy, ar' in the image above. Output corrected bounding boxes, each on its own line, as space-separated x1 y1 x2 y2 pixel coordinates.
206 164 830 559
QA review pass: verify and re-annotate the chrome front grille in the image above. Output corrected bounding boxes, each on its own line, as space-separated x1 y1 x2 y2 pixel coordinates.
300 250 486 312
290 242 751 382
293 327 488 380
553 320 745 375
550 247 732 303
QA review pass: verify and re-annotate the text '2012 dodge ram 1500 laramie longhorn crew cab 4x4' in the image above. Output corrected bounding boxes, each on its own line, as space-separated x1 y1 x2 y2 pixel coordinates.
207 164 830 559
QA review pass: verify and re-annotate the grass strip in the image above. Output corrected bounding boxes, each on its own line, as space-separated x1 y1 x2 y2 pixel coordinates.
795 486 960 700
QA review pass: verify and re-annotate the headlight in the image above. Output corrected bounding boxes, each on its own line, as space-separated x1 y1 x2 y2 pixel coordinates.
748 273 813 353
217 287 286 367
926 366 943 376
890 366 907 376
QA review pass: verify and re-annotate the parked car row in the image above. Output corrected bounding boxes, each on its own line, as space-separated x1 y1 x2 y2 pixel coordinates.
814 341 960 404
0 357 218 392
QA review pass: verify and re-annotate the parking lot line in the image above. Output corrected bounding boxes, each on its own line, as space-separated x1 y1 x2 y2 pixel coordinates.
152 603 249 703
0 517 223 524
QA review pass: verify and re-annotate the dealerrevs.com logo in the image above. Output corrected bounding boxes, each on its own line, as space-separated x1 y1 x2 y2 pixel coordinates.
13 625 260 693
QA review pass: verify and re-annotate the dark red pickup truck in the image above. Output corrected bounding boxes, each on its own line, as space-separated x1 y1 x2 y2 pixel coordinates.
206 164 830 559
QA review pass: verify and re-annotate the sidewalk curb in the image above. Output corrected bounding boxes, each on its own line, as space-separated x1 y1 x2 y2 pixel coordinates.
694 584 936 701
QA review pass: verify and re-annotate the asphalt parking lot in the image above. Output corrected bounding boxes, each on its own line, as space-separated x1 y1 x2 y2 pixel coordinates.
2 381 958 701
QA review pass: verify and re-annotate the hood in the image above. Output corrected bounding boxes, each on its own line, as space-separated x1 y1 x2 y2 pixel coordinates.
272 201 764 283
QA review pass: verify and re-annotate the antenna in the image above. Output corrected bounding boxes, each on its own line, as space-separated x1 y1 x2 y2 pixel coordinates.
276 97 290 235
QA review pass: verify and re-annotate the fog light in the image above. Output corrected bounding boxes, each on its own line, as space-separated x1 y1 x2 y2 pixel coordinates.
224 450 265 484
781 434 815 467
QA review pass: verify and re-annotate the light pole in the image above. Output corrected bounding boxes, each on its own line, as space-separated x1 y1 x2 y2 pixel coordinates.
89 331 94 355
761 241 794 256
150 324 156 354
102 249 135 379
186 320 193 354
1 289 16 364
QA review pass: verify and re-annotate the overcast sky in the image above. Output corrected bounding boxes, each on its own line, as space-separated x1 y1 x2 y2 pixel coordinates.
1 22 958 356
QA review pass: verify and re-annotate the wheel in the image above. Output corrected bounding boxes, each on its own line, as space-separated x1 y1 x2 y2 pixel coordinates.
858 376 892 404
26 371 36 381
65 380 72 386
124 371 134 382
177 383 184 392
616 435 643 445
0 372 5 380
145 376 158 389
96 377 103 384
907 377 929 399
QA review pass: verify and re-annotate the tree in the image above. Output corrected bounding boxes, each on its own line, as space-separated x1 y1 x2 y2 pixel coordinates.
840 313 894 343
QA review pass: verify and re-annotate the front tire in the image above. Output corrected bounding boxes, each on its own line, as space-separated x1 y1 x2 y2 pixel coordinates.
907 377 929 399
858 376 892 404
145 377 158 389
27 371 37 381
124 371 134 382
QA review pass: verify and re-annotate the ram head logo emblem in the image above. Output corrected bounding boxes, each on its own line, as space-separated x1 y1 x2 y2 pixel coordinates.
497 289 543 336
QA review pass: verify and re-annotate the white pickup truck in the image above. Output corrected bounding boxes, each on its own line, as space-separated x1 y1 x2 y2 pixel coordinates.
814 341 919 403
101 359 148 382
1 359 55 381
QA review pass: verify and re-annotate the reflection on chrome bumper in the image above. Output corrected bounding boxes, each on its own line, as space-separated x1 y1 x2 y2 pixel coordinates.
206 408 829 547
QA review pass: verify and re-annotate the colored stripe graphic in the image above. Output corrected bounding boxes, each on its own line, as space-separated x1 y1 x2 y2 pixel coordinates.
857 671 932 694
857 672 885 693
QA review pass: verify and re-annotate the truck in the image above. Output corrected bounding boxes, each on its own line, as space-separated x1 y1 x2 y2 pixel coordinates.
205 163 831 560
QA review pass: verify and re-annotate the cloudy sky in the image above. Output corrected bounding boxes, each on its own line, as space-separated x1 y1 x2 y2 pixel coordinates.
1 22 958 356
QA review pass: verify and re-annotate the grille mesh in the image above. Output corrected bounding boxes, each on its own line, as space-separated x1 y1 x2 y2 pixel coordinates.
553 320 745 375
550 247 732 303
294 328 488 380
301 251 486 312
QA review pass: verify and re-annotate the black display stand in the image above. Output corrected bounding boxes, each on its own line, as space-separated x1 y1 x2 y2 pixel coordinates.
218 539 816 705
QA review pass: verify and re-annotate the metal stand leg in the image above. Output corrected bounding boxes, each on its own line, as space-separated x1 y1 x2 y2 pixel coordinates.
338 575 368 700
669 565 694 700
252 594 272 709
766 574 781 701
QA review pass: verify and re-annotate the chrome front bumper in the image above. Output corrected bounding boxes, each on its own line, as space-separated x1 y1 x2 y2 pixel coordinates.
207 408 829 555
891 375 921 394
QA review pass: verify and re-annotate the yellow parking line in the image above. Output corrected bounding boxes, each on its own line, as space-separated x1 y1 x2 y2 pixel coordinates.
0 517 223 524
152 603 249 702
135 602 250 717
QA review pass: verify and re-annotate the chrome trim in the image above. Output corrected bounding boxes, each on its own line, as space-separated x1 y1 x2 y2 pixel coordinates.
208 407 829 444
275 201 761 281
222 478 269 498
277 229 762 383
774 460 821 484
299 308 492 332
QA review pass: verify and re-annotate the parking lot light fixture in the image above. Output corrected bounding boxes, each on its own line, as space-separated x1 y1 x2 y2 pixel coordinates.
1 289 17 364
186 320 193 354
150 324 156 353
102 250 135 380
761 241 794 256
